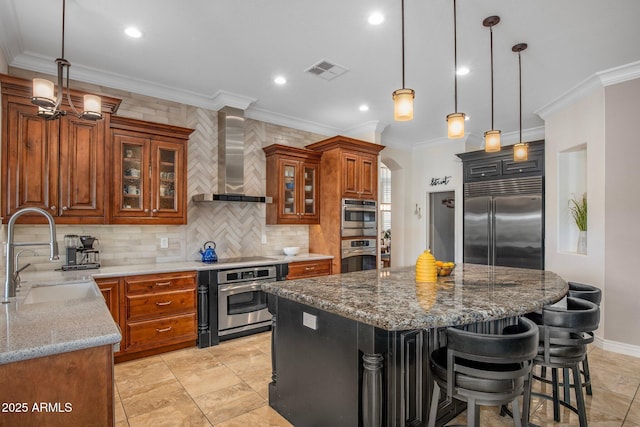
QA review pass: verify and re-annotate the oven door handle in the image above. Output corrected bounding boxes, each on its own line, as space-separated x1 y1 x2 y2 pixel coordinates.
343 206 377 213
219 282 266 295
342 249 377 258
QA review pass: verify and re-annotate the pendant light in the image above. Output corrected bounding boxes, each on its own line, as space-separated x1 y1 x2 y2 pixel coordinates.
512 43 528 161
31 0 102 121
446 0 465 138
483 16 501 152
392 0 415 121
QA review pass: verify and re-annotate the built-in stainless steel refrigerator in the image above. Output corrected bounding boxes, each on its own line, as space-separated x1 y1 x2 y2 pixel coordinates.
463 176 544 269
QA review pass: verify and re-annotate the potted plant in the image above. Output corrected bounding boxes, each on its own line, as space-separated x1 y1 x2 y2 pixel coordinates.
569 193 587 254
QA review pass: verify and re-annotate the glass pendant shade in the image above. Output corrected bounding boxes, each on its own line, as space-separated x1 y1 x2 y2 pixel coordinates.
81 94 102 120
484 130 501 152
513 142 528 161
32 78 56 108
393 88 415 121
447 112 465 139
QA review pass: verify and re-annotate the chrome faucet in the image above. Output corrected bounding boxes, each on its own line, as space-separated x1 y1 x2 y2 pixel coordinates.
3 208 59 301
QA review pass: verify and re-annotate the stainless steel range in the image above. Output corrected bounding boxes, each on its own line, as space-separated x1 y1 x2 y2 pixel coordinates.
197 257 288 348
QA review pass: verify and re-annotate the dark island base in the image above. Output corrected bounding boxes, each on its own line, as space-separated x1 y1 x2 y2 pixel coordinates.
268 296 517 427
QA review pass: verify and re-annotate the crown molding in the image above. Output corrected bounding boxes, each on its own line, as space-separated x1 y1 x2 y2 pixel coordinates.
536 60 640 120
245 105 339 137
210 90 256 111
342 120 388 142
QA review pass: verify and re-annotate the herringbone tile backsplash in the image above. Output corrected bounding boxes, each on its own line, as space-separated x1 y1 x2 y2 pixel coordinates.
1 73 326 272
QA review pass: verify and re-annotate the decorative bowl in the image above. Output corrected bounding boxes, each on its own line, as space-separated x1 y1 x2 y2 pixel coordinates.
283 246 300 256
436 263 456 276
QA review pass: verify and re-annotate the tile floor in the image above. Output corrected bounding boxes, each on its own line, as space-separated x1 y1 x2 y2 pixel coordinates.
114 332 640 426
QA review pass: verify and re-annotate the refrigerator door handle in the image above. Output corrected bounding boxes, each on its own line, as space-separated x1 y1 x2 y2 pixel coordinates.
491 199 497 266
487 198 492 266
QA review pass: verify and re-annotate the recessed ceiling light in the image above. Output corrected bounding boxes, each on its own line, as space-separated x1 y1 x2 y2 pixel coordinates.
359 104 370 112
456 66 470 76
125 27 142 38
274 76 287 85
368 12 384 26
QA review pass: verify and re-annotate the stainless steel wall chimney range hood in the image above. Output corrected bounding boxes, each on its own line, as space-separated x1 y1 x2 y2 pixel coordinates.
192 106 267 203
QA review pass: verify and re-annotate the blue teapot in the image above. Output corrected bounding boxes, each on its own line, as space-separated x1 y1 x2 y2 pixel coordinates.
200 241 218 263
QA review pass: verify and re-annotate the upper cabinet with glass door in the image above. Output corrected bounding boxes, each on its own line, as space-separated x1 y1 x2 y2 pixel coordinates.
264 144 321 225
110 116 193 225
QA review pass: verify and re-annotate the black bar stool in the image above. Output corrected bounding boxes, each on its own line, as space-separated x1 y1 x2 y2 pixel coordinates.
565 282 602 399
427 317 538 427
530 297 599 427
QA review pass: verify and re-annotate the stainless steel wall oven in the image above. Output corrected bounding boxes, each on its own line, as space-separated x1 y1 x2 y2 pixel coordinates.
341 238 377 273
197 259 288 348
341 198 377 237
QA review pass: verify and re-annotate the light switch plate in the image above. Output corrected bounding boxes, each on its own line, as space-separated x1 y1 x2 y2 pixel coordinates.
160 237 169 248
302 312 318 330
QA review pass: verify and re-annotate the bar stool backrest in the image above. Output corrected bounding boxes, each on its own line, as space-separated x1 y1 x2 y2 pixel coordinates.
445 317 539 399
568 282 602 306
539 297 600 365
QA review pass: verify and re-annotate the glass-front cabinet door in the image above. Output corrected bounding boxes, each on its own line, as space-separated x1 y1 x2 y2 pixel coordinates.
115 135 149 217
302 164 318 218
281 160 299 220
152 141 184 218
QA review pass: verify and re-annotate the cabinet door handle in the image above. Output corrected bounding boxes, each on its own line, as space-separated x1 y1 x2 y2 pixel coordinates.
154 281 172 287
50 205 56 211
155 326 172 333
61 206 68 211
152 208 158 213
155 301 172 306
144 208 149 213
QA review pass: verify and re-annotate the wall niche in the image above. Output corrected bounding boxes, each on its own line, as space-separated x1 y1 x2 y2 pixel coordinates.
558 143 587 254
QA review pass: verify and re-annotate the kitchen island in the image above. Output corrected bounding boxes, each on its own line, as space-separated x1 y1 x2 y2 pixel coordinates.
262 263 568 427
0 277 121 426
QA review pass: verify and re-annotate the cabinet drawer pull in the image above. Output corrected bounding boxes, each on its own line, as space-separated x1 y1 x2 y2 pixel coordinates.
155 301 172 306
156 326 172 333
304 266 316 271
154 281 172 287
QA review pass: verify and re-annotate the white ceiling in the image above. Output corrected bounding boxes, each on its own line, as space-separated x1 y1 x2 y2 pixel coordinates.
1 0 640 148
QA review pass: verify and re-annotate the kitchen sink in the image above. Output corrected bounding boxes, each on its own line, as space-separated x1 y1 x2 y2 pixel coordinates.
23 280 101 304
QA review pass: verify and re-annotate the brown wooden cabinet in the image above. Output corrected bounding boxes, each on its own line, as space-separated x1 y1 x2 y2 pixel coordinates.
0 345 115 426
116 271 197 362
0 74 120 224
96 277 121 326
264 144 321 224
342 151 378 199
306 136 385 273
110 116 193 225
95 277 123 356
287 258 332 279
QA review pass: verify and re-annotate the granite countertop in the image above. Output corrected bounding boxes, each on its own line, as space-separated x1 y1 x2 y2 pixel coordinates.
0 278 121 364
1 253 332 364
19 253 333 282
262 263 568 331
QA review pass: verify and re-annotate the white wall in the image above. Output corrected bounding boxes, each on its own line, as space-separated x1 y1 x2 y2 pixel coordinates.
380 145 412 267
410 139 466 265
543 71 640 355
603 78 640 349
544 88 606 339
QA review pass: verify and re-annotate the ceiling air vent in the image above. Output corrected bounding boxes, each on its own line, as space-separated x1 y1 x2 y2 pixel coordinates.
305 60 349 81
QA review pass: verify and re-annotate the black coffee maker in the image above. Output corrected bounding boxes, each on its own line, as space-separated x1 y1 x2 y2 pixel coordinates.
62 234 100 270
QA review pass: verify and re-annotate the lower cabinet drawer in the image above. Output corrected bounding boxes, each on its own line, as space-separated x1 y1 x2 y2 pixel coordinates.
126 313 196 349
126 290 196 321
287 259 332 279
